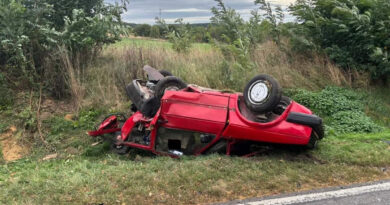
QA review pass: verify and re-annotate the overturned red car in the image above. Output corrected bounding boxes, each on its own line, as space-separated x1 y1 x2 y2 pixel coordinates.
88 66 324 157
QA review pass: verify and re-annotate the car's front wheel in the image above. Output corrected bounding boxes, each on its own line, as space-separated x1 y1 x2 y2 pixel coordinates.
305 133 319 149
305 124 324 149
111 131 131 155
244 74 282 114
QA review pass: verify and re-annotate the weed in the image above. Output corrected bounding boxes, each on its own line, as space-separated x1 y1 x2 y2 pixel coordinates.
330 111 383 133
0 146 3 164
0 73 13 110
288 87 382 133
83 141 111 157
45 116 74 135
290 87 363 116
0 123 7 133
17 107 36 131
73 108 105 130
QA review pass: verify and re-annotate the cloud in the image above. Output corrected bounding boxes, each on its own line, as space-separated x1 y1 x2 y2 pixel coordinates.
163 8 209 13
109 0 296 24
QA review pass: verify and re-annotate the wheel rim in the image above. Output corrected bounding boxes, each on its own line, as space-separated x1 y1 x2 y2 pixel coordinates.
114 133 124 149
115 145 124 149
248 80 270 104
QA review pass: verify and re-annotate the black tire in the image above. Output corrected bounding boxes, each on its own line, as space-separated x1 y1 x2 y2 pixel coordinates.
305 123 325 149
159 70 173 77
305 132 319 149
155 76 187 100
273 96 291 115
244 74 282 114
313 123 325 140
140 96 160 118
111 131 131 155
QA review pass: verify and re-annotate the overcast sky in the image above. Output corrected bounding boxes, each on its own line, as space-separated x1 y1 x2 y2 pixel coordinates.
106 0 297 24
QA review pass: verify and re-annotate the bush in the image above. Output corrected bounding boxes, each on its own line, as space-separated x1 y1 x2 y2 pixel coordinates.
0 0 129 97
289 87 382 134
133 24 151 37
330 111 383 133
46 116 74 135
0 73 13 110
73 108 105 130
155 18 193 53
289 0 390 81
291 87 363 116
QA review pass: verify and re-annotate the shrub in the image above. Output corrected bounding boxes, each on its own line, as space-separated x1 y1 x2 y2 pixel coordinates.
0 73 13 110
0 0 129 97
17 107 36 131
291 87 363 116
46 116 74 135
289 0 390 81
73 108 105 130
156 18 193 53
133 24 151 37
150 25 161 38
330 111 383 133
289 87 382 134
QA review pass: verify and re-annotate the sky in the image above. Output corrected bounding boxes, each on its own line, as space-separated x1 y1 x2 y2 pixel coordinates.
106 0 297 24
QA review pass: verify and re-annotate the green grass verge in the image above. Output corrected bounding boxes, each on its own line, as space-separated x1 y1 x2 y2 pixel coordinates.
0 147 3 164
0 130 389 204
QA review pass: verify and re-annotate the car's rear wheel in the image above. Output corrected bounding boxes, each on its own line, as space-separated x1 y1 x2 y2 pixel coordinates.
244 74 282 114
155 76 187 100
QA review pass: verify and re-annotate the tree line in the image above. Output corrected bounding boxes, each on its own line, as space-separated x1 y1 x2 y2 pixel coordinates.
132 0 390 83
0 0 388 102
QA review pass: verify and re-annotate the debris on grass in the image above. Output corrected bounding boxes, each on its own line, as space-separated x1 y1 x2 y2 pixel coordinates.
42 153 58 161
64 114 75 121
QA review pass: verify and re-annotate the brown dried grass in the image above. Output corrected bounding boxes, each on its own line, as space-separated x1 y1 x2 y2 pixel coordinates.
82 39 370 108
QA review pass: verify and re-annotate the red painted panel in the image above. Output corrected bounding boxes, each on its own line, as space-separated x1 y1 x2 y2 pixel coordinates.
160 90 229 135
223 94 313 145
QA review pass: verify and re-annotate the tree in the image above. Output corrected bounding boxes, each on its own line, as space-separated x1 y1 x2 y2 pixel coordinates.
255 0 285 45
0 0 129 97
290 0 390 81
133 24 151 37
150 25 161 38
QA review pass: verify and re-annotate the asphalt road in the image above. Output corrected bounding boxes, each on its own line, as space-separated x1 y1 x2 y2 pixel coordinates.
219 180 390 205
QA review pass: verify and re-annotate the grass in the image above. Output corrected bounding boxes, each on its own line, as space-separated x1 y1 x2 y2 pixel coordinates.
364 87 390 127
0 37 389 204
0 130 389 204
83 37 365 109
111 36 214 51
1 100 389 204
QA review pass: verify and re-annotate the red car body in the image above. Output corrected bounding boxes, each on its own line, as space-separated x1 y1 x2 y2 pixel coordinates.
89 85 321 157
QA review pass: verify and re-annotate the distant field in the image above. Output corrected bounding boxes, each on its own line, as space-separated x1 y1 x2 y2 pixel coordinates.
111 37 214 51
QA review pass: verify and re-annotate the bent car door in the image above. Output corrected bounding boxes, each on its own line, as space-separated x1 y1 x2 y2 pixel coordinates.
156 90 230 155
159 90 230 136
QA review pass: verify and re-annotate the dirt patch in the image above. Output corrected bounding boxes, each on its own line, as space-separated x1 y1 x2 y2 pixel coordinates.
0 126 28 161
39 98 75 120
